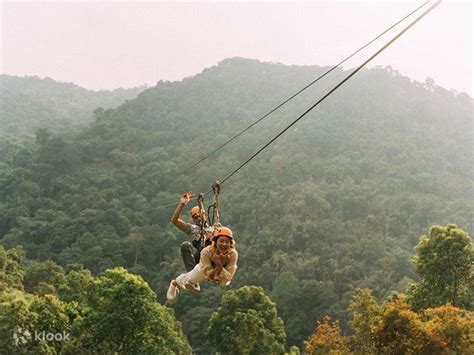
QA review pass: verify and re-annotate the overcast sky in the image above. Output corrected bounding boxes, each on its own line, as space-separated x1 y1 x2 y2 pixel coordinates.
1 1 472 96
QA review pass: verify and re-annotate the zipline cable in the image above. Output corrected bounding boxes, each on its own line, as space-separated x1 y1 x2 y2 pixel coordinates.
176 0 430 176
2 2 435 215
205 0 441 191
148 0 440 211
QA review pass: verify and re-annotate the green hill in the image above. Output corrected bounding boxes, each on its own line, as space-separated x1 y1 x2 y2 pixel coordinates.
0 58 472 348
0 74 145 134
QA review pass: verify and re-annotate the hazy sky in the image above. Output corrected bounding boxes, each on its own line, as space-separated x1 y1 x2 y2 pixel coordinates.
1 1 472 96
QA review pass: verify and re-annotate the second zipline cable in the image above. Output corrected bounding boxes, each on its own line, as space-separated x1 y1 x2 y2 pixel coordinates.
150 0 439 210
177 0 430 176
210 0 442 190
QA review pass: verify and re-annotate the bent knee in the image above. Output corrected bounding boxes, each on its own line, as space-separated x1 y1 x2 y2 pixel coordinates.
180 241 193 251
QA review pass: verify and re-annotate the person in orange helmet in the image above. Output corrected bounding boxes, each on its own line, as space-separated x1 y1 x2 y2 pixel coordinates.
167 226 238 303
171 191 214 291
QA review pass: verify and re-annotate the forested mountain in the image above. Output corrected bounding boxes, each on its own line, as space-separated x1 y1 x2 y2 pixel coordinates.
0 58 472 351
0 75 145 134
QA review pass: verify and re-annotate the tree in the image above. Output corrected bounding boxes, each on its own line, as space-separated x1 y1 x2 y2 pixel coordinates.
127 226 144 266
37 137 79 175
72 267 191 353
422 304 473 353
305 315 349 354
347 288 381 353
407 224 473 310
0 289 73 354
0 246 25 291
2 59 474 352
373 294 439 354
93 107 105 121
23 259 66 295
0 248 190 353
56 265 94 304
35 128 51 146
346 289 474 354
207 286 286 354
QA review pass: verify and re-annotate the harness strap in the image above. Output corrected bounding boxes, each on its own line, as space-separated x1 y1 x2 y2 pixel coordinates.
212 181 221 227
197 193 207 249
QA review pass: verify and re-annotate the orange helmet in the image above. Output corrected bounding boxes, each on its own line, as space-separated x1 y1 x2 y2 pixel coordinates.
212 226 233 239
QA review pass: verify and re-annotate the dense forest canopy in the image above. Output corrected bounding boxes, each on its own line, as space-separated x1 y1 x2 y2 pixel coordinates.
0 58 472 352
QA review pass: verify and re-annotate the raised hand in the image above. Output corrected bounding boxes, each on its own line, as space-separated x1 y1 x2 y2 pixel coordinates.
180 191 194 205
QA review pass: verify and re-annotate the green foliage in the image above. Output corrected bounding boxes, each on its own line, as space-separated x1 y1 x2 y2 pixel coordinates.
347 288 381 353
345 290 474 354
57 265 95 305
0 58 473 349
23 260 66 295
0 74 145 135
287 345 301 354
373 294 440 354
71 267 191 353
0 245 25 291
207 285 286 354
422 304 473 353
0 289 74 354
305 315 349 354
407 224 473 310
0 248 190 353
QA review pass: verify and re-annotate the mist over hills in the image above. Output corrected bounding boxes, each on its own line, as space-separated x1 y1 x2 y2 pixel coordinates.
0 57 472 348
0 74 146 135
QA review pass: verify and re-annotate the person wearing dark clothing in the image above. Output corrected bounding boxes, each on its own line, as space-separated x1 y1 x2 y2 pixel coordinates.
171 191 214 291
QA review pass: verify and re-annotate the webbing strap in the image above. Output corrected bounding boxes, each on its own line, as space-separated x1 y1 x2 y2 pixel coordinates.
211 182 221 227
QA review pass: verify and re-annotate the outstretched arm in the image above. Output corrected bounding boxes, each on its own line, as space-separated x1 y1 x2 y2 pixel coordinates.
171 191 193 233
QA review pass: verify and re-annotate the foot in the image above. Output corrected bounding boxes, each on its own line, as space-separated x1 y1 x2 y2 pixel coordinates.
166 280 179 302
184 282 201 293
